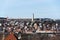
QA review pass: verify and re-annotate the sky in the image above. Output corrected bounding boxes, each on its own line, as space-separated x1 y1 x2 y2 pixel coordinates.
0 0 60 19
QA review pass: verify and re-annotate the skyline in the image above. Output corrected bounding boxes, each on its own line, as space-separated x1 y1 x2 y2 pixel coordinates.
0 0 60 19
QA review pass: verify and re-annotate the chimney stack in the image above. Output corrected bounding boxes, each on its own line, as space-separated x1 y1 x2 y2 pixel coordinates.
32 13 34 22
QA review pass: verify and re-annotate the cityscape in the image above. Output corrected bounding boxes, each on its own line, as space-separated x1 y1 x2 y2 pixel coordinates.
0 15 60 40
0 0 60 40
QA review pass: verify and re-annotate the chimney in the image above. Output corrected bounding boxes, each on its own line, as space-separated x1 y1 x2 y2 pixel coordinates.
32 13 34 22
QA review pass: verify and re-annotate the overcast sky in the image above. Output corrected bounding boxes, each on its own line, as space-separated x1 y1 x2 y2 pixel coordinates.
0 0 60 19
